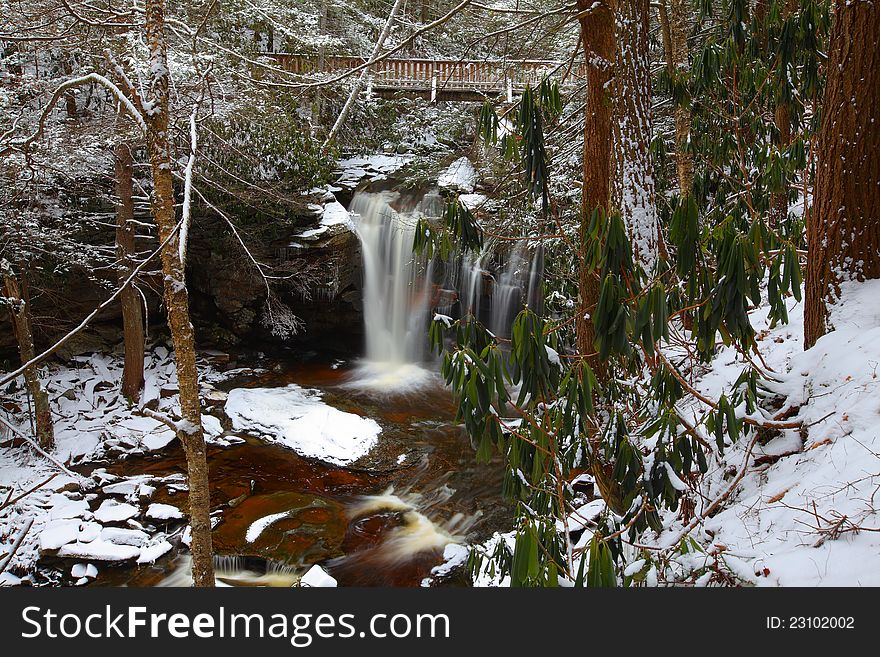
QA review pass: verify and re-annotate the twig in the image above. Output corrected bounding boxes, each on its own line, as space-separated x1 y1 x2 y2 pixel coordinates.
0 517 35 573
0 473 58 512
0 414 84 482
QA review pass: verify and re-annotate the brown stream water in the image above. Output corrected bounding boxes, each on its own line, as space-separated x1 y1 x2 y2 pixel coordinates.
90 357 509 587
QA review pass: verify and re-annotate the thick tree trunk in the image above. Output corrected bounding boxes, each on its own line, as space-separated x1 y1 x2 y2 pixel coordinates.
576 0 615 370
1 264 54 449
576 0 629 515
144 0 214 587
114 143 145 403
804 0 880 348
662 0 693 196
611 0 659 270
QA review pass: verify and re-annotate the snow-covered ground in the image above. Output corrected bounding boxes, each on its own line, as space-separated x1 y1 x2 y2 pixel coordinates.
0 350 383 585
432 281 880 587
674 280 880 586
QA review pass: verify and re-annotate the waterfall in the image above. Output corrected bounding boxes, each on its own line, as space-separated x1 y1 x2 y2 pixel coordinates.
489 242 544 339
348 190 545 390
347 191 438 390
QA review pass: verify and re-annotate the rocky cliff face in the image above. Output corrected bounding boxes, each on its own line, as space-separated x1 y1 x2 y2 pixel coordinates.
0 194 365 363
1 152 479 363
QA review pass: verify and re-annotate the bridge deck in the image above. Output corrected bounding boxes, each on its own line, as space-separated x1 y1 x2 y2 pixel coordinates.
268 53 581 97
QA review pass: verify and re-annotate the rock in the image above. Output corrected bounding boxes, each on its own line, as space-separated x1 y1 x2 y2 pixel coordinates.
202 350 231 365
39 520 81 552
438 157 477 194
202 389 228 408
137 541 173 564
102 480 141 496
48 497 90 520
78 521 102 543
58 540 140 562
93 500 139 523
101 527 149 547
227 492 249 508
137 483 156 504
300 565 337 588
145 503 184 521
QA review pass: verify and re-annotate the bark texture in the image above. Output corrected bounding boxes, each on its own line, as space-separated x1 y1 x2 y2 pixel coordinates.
143 0 215 586
576 0 630 515
576 0 615 369
114 143 145 403
666 0 693 196
2 265 54 449
611 0 659 270
804 0 880 348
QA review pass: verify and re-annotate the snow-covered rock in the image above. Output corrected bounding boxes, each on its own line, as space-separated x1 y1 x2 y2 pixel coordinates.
39 519 80 551
137 541 173 564
71 563 98 579
225 385 381 465
58 540 140 562
438 157 477 193
145 503 184 521
93 500 139 523
48 496 90 520
101 527 149 547
300 564 337 587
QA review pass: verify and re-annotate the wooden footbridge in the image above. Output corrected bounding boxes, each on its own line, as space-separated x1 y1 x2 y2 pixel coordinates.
269 53 580 101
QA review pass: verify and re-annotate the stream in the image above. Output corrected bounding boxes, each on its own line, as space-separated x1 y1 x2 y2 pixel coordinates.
90 356 510 587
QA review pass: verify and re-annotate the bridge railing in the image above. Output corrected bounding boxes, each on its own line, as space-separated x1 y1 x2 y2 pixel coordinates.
267 53 582 95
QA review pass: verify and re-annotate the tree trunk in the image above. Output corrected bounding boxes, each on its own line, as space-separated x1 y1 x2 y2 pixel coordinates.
611 0 659 270
144 0 215 587
576 0 630 515
769 101 791 227
661 0 693 196
114 143 145 404
768 0 798 228
576 0 615 370
804 0 880 348
1 264 54 449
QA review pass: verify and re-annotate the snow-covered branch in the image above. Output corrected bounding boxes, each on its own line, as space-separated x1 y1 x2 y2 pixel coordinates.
0 73 146 157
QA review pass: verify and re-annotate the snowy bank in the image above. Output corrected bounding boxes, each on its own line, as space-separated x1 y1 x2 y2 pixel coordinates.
651 280 880 585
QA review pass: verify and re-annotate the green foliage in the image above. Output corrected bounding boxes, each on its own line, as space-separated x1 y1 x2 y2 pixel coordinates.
431 0 830 588
413 197 484 260
200 96 333 224
477 79 561 214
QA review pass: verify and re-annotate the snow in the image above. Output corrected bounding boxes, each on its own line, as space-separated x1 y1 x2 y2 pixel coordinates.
93 500 139 523
145 503 184 521
101 527 149 547
225 384 381 465
299 564 337 587
438 157 477 193
245 512 289 543
71 563 98 579
39 519 81 551
458 193 488 210
335 154 414 188
48 496 90 520
292 200 355 241
137 540 173 564
57 540 140 562
648 280 880 585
